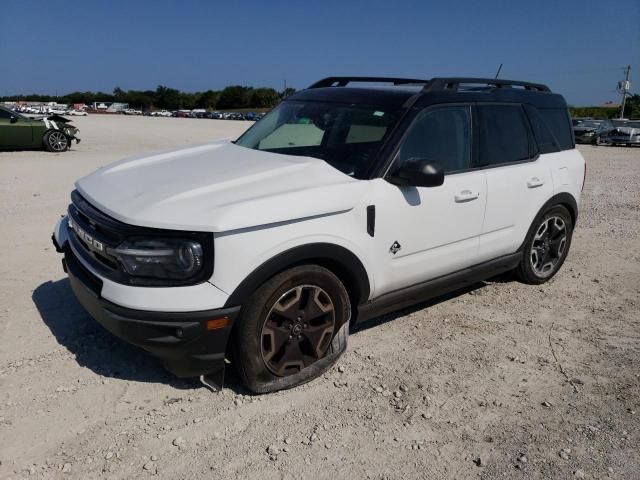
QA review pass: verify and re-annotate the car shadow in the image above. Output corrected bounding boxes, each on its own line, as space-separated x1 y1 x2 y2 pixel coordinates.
33 279 211 390
352 273 513 332
34 272 514 393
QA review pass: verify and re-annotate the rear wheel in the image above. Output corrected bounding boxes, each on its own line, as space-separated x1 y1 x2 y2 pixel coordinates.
44 130 69 152
514 205 573 284
233 265 350 393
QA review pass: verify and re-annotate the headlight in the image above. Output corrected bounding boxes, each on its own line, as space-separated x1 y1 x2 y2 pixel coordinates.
583 131 594 136
109 238 204 281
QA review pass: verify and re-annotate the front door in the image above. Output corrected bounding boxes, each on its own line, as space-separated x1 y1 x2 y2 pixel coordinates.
371 105 487 296
0 110 33 148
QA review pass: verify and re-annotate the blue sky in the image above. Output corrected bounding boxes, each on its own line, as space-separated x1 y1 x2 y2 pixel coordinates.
2 0 638 105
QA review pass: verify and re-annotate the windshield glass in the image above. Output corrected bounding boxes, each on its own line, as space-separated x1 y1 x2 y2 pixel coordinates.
235 101 400 179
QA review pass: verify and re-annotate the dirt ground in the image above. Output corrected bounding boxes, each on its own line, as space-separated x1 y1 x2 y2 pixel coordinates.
0 116 638 480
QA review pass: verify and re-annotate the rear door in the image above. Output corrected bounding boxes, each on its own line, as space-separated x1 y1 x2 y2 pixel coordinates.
474 104 554 262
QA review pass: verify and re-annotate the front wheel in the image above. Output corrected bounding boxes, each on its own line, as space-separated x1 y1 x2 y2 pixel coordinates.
233 265 351 393
44 130 69 152
514 205 573 284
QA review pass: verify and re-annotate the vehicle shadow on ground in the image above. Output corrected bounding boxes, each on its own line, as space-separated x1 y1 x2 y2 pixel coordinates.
353 272 513 333
33 273 513 393
32 278 204 390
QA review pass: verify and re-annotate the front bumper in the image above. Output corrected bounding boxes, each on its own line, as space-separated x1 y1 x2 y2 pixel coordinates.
52 224 240 383
608 136 640 145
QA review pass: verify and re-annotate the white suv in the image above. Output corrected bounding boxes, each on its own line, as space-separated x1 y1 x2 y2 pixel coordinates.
52 77 585 393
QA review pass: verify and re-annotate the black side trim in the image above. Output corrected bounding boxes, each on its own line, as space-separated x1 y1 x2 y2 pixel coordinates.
366 205 376 237
224 243 370 308
357 253 521 323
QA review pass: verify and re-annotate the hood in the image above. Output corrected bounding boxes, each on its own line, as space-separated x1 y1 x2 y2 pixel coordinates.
75 141 368 232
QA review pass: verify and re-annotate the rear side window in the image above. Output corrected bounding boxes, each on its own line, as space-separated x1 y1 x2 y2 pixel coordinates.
539 108 574 150
475 105 534 166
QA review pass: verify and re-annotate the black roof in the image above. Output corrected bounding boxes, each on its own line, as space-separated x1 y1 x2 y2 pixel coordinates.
288 76 567 110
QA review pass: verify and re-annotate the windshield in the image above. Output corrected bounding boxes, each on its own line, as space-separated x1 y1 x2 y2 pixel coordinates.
235 100 400 179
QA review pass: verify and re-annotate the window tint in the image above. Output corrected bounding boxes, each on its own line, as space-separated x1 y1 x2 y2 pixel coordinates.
539 108 574 150
476 105 532 166
235 100 399 179
397 106 471 173
524 105 560 154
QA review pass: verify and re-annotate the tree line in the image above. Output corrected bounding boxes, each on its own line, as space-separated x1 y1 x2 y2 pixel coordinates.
0 85 297 111
569 94 640 119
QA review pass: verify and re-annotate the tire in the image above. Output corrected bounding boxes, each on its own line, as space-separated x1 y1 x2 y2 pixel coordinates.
514 205 573 285
233 265 351 394
44 130 69 152
594 136 601 146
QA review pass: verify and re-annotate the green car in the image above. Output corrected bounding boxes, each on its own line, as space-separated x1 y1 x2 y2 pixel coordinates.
0 105 80 152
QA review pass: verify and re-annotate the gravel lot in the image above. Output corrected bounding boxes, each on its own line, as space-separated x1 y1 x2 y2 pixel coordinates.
0 116 639 479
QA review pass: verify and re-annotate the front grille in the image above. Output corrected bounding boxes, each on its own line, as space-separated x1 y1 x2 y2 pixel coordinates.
67 191 129 282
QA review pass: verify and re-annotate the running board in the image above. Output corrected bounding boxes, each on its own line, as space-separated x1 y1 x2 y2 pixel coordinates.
357 252 521 323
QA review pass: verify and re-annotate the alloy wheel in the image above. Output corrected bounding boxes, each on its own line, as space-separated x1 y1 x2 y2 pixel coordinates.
261 285 336 376
530 215 567 277
48 131 68 151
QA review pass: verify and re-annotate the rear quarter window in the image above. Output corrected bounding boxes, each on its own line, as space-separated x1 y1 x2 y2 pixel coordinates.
538 108 574 151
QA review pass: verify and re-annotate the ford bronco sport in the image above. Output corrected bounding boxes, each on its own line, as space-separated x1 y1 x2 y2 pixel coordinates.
52 77 585 393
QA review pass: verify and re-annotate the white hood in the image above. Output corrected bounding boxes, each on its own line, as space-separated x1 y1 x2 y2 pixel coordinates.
75 141 368 232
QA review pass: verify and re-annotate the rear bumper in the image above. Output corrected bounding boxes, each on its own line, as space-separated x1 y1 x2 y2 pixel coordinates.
58 238 240 380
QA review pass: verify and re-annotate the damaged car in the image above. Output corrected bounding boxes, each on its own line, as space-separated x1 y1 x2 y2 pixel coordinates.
572 119 614 145
607 120 640 146
0 105 81 152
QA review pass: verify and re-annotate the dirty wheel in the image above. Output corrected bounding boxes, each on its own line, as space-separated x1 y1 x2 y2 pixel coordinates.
233 265 350 393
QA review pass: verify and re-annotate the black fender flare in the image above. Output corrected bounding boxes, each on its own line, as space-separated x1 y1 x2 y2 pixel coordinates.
223 243 371 309
538 192 578 226
517 192 578 252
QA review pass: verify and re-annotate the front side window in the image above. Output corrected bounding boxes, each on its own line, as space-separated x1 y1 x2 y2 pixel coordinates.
476 105 533 166
235 101 399 179
395 106 471 173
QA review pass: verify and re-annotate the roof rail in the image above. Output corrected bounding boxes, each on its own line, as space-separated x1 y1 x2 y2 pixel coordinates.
423 77 550 92
309 76 430 88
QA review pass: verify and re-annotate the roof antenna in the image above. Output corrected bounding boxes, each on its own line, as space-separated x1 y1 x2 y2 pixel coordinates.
494 63 503 79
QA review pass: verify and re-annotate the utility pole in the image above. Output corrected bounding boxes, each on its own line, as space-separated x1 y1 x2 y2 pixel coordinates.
619 65 631 119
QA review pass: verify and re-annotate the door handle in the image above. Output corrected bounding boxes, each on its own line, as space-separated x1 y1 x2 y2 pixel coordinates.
454 190 479 203
527 177 545 188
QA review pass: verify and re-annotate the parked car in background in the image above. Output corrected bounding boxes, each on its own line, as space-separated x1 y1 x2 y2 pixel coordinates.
67 110 88 116
0 105 80 152
572 119 614 145
123 109 142 115
607 120 640 146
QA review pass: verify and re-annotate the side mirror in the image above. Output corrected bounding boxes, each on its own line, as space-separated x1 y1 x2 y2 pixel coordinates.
387 158 444 188
10 115 18 124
